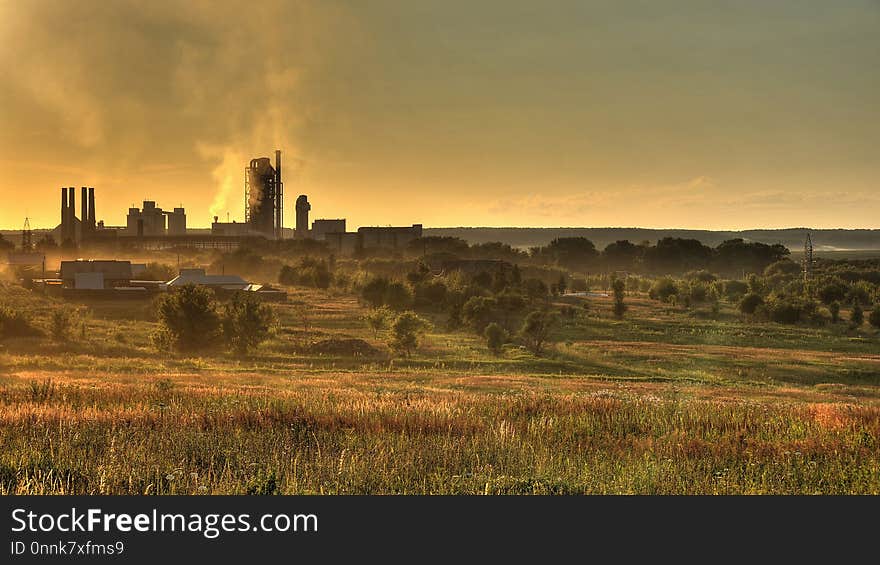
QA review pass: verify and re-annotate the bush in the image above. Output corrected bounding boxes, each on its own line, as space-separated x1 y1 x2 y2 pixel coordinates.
484 322 507 356
222 294 275 355
869 305 880 329
0 306 41 339
739 293 764 316
684 270 717 283
765 296 803 324
50 307 77 342
722 280 749 301
462 296 499 334
389 311 431 357
818 280 848 305
384 281 413 311
649 278 678 302
279 258 332 289
829 301 841 323
364 306 392 337
851 302 864 327
154 285 221 352
518 310 557 356
361 276 389 308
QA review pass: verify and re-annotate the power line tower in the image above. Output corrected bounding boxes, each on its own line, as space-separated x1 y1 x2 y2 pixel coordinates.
802 232 814 288
22 217 33 251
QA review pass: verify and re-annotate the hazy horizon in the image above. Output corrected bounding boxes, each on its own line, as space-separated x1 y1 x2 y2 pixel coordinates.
2 1 878 231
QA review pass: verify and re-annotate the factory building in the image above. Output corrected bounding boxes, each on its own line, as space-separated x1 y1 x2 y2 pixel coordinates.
126 201 188 237
325 232 360 256
323 225 423 256
311 219 345 241
41 149 421 253
60 260 133 289
245 150 283 239
55 186 104 245
127 201 166 236
359 225 423 249
167 208 187 236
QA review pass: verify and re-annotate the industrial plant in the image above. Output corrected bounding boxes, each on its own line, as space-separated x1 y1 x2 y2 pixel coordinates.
40 149 421 254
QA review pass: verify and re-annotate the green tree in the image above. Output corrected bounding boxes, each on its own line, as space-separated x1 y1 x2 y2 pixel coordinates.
829 301 841 324
389 311 431 357
364 306 392 338
222 293 275 355
484 322 507 356
462 296 498 334
518 310 557 356
611 277 626 319
850 301 864 327
154 285 221 352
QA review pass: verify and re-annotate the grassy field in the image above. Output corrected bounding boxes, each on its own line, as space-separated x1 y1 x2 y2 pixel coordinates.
1 281 879 494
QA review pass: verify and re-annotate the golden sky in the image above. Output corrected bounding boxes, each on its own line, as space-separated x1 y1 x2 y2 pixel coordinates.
1 1 878 230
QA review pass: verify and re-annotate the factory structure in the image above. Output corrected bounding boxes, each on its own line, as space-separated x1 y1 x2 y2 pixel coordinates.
46 149 421 254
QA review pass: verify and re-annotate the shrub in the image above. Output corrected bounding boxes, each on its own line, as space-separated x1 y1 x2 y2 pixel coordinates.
851 302 864 327
364 306 392 337
154 285 221 352
484 322 507 356
869 305 880 329
0 306 41 339
462 296 499 334
221 293 275 355
684 270 717 283
50 307 77 342
722 280 749 301
522 278 548 301
384 281 413 310
818 280 848 305
518 310 557 356
361 276 390 308
765 296 804 324
278 258 331 289
412 280 448 310
389 311 431 357
649 278 678 302
739 293 764 316
829 301 841 323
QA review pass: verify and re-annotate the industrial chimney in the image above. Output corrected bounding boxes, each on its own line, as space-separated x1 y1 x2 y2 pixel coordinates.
275 150 283 239
81 187 88 240
68 187 76 243
60 187 67 242
88 187 96 231
295 195 310 238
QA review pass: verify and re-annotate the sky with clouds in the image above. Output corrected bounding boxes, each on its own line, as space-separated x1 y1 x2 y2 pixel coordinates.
1 0 878 230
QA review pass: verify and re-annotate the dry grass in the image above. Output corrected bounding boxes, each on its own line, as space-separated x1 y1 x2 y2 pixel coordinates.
0 281 879 494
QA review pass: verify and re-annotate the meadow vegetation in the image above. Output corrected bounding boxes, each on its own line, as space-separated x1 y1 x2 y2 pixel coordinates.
1 234 879 494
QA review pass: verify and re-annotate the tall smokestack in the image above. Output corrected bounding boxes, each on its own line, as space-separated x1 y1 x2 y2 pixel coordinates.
81 187 88 239
68 187 76 242
88 187 96 231
275 149 282 239
60 187 68 241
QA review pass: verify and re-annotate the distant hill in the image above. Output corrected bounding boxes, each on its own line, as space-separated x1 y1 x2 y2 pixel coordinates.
423 227 880 252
